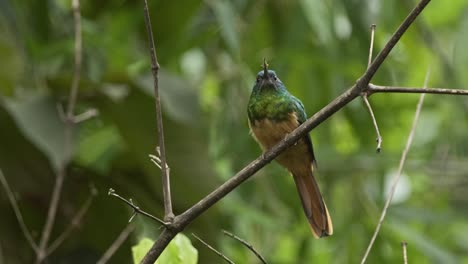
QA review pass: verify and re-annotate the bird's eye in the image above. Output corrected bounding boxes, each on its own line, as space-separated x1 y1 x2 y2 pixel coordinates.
256 76 261 83
273 76 278 81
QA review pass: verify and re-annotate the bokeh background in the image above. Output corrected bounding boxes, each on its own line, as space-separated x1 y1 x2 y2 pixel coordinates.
1 0 468 263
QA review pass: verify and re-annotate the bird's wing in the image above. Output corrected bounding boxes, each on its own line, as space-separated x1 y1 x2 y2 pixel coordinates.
291 96 317 167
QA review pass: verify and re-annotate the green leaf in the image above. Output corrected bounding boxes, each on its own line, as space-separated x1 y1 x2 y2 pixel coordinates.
132 237 155 264
3 95 74 170
132 234 198 264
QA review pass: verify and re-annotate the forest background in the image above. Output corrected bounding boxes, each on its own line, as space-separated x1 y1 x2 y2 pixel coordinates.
1 0 468 263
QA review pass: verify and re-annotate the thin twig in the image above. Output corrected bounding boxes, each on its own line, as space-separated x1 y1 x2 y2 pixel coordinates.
36 1 83 262
72 108 99 123
360 68 430 264
141 1 432 262
108 188 167 226
402 241 408 264
367 24 376 68
97 223 136 264
0 169 38 253
363 95 383 152
66 0 82 118
368 84 468 95
192 233 235 264
36 167 66 263
142 0 173 222
45 185 98 256
222 230 267 264
364 24 383 152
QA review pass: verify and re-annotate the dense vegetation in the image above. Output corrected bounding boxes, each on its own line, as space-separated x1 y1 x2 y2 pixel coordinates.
1 0 468 263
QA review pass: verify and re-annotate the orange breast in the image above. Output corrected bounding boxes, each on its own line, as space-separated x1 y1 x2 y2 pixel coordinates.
249 113 313 173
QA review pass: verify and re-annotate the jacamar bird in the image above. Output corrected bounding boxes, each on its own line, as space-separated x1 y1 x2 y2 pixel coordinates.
247 61 333 238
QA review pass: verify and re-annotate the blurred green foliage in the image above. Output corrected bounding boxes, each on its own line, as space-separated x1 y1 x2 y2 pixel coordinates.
1 0 468 263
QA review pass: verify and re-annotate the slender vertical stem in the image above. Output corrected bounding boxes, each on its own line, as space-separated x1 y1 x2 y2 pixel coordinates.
402 241 408 264
362 94 382 152
367 24 376 68
142 0 173 221
360 69 430 264
36 0 82 262
364 24 382 152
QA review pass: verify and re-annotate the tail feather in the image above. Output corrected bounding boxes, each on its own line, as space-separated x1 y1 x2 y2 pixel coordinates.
292 170 333 238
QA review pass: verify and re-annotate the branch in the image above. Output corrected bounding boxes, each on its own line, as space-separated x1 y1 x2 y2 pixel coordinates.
360 69 430 264
368 84 468 95
36 1 83 262
222 230 267 264
363 24 382 152
141 1 432 262
97 223 136 264
108 188 168 226
402 241 408 264
362 95 382 152
142 0 173 222
192 233 235 264
45 185 97 256
0 169 38 253
367 24 376 68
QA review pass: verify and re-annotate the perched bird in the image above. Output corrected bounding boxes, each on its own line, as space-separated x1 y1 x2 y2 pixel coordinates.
247 61 333 238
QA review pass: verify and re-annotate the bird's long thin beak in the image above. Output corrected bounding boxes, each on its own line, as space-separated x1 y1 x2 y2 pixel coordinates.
263 58 268 77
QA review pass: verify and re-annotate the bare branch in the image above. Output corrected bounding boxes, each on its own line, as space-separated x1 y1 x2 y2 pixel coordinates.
36 0 83 262
0 169 38 253
192 233 235 264
108 188 168 226
141 1 432 262
66 0 82 118
362 95 383 152
363 24 383 152
222 230 267 264
142 0 173 222
45 185 98 256
367 24 376 68
72 108 99 123
360 69 430 264
402 241 408 264
368 84 468 95
357 0 431 87
36 166 66 263
97 223 136 264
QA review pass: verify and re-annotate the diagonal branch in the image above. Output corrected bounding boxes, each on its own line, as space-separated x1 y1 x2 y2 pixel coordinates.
360 69 430 264
140 1 432 263
0 169 38 253
142 0 173 222
45 185 97 256
192 233 235 264
97 223 136 264
222 230 267 264
108 188 168 226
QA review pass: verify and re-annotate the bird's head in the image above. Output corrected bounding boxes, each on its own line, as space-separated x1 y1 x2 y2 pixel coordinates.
254 59 283 90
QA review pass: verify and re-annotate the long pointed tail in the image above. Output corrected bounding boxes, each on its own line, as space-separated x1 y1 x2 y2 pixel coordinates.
292 169 333 238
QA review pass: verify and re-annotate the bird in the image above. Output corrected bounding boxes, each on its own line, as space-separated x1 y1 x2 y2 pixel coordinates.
247 60 333 238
